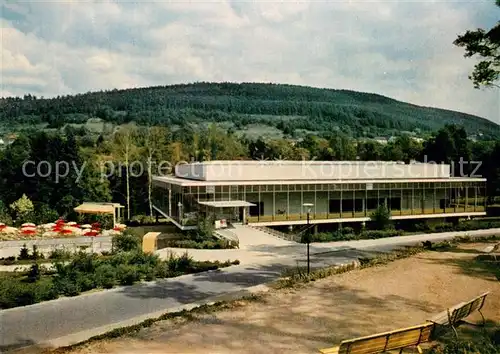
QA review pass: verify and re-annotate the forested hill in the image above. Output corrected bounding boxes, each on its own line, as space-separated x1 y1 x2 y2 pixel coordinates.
1 82 498 138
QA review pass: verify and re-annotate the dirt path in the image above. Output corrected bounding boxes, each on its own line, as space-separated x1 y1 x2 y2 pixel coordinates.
57 243 500 354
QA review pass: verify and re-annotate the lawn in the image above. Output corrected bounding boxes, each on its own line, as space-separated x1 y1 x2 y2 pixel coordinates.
61 241 500 354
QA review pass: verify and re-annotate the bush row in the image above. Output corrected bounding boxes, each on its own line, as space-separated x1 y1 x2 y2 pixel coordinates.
0 245 77 265
416 219 500 233
304 228 403 243
162 239 235 249
0 247 240 309
304 218 500 244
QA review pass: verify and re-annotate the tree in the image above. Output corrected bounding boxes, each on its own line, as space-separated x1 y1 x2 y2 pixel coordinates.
10 194 34 224
454 1 500 88
422 125 471 177
370 204 393 230
112 124 139 220
141 126 169 216
0 200 13 225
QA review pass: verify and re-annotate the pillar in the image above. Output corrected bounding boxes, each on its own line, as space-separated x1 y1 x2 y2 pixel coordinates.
340 184 343 218
411 183 414 215
465 184 468 212
422 183 425 214
168 189 172 216
287 186 290 220
433 183 436 214
272 185 275 221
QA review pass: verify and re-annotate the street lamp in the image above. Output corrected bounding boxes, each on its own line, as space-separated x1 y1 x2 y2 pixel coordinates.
178 202 183 223
303 203 314 274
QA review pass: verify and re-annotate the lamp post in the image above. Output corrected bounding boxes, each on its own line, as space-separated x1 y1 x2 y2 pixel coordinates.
178 202 183 224
303 203 314 274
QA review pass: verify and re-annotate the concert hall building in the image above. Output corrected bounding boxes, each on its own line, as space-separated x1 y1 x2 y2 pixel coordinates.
152 160 487 230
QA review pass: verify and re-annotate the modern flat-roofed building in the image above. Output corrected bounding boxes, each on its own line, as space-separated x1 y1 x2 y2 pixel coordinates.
152 160 487 230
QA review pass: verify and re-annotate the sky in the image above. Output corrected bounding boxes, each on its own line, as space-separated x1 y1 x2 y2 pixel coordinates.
1 0 499 122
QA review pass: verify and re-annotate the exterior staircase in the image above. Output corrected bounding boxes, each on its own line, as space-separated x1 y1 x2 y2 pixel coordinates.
213 228 240 248
248 225 299 242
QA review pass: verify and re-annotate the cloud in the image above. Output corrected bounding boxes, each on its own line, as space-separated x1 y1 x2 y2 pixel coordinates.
1 0 499 122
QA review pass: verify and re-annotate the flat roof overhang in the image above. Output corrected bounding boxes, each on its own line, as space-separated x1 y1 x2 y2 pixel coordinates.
74 202 124 214
153 175 487 187
198 201 256 208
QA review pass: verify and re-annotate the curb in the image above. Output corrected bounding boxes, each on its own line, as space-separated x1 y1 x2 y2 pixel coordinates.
13 261 360 352
11 283 273 352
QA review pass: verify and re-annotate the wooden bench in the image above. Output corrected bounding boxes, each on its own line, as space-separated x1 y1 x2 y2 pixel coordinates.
319 322 434 354
428 292 489 338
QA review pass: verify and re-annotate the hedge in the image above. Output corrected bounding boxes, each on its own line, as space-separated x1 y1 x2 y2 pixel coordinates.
0 248 240 309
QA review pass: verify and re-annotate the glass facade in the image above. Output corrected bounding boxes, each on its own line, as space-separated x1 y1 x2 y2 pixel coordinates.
153 180 487 226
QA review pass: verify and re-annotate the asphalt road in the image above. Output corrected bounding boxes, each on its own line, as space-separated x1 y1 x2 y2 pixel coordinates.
1 228 499 351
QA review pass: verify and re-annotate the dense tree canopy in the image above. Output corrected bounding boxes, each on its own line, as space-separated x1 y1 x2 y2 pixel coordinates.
0 122 498 223
1 82 499 139
454 1 500 88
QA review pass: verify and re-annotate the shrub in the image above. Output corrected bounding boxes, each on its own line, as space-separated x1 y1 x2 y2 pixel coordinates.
341 226 355 235
107 251 134 267
164 239 234 249
359 229 403 239
19 244 30 260
115 264 140 285
194 216 215 241
370 204 393 230
30 245 44 261
75 272 96 292
128 251 160 268
53 276 81 297
129 214 156 226
95 264 117 289
27 263 42 282
0 256 16 265
432 222 454 233
307 232 334 243
138 264 157 281
427 338 500 354
191 261 219 272
168 240 201 249
165 251 194 273
179 251 194 270
414 222 431 232
68 252 100 274
49 248 72 260
112 230 141 253
0 277 58 309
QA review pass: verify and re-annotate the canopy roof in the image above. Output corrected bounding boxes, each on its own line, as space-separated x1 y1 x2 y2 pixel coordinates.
74 203 124 214
197 200 256 208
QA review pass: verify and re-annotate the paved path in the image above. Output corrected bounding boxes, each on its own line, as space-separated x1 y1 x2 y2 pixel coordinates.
1 228 500 351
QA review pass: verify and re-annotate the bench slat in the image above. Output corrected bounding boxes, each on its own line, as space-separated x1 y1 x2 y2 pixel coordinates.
319 323 434 354
319 346 340 354
429 292 490 326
